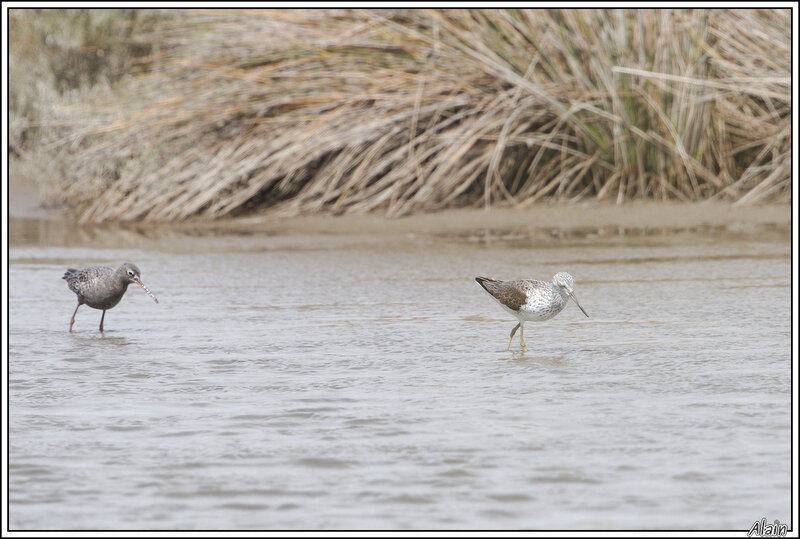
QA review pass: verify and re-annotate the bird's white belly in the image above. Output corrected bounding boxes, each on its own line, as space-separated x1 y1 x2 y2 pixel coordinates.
517 305 562 321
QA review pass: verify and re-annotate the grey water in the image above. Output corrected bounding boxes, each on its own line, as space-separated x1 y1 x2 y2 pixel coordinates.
8 216 791 530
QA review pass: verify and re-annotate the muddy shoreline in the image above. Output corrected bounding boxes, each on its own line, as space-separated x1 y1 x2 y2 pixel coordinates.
9 176 790 249
209 200 790 236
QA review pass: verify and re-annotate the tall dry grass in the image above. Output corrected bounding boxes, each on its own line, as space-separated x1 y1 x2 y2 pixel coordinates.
28 9 791 222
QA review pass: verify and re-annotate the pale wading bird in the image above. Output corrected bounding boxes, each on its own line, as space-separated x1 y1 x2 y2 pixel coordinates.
475 272 589 352
62 262 159 332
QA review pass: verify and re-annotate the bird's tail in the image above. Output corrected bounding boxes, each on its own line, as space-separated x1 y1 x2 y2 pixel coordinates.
475 276 493 291
62 268 77 280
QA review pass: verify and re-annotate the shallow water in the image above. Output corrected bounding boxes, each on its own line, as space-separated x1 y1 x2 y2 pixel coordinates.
8 215 792 530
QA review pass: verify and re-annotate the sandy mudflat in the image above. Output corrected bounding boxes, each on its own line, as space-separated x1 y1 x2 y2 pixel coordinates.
218 200 789 236
9 173 790 243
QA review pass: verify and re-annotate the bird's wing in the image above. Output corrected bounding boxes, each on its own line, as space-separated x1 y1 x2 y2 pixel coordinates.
477 278 528 311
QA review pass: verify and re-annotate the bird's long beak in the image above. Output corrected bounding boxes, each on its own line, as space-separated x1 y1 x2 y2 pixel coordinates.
569 291 589 318
135 280 159 303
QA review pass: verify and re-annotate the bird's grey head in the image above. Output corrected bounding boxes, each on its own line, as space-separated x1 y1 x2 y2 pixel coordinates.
119 262 142 284
552 272 575 293
553 272 589 318
118 262 159 303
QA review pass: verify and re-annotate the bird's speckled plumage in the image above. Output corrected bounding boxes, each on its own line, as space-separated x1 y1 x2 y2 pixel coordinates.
63 262 158 332
475 272 588 351
475 277 566 321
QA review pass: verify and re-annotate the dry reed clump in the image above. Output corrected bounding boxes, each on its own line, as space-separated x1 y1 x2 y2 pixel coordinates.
39 9 790 223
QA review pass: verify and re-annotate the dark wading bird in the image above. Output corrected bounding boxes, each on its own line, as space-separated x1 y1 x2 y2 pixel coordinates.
63 262 159 332
475 272 589 352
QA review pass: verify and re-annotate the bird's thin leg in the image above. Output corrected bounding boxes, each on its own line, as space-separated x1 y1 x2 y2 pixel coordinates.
69 303 80 332
99 310 106 332
519 324 527 352
507 323 520 350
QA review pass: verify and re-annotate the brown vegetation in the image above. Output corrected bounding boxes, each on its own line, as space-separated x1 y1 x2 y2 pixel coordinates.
13 9 791 222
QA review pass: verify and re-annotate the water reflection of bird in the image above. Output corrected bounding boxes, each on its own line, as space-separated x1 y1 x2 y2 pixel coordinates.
62 262 158 332
475 273 588 352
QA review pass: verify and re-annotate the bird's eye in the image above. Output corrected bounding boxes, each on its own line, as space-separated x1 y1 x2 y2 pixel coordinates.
128 270 134 276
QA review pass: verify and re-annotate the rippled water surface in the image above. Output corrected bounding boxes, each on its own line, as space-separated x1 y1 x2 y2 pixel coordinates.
8 215 792 530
